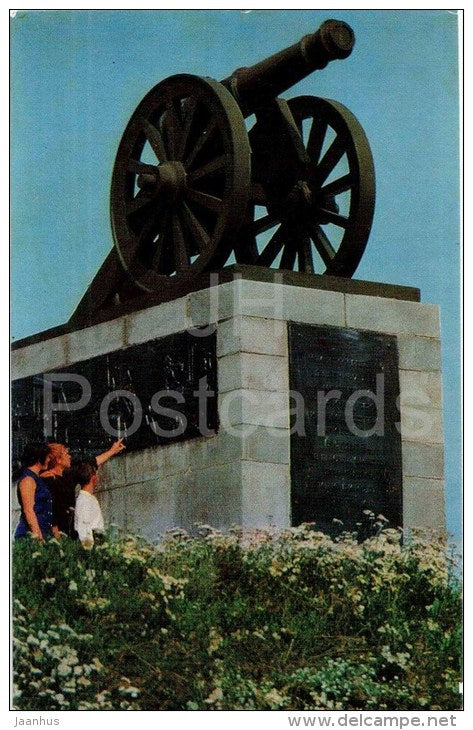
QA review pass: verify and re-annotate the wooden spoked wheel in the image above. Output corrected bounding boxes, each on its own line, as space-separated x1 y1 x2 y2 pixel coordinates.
240 96 375 278
110 74 251 292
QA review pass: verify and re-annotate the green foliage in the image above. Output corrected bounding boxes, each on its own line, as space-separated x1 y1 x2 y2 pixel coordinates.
12 525 462 711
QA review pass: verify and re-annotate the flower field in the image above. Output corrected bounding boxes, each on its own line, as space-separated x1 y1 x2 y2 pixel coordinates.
12 525 462 710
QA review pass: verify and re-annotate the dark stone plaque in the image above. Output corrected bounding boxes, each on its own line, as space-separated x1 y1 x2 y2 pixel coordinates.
289 323 402 533
12 330 217 470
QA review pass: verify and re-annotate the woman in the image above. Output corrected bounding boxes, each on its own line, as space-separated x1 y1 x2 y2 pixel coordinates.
40 442 73 538
14 443 53 540
41 439 125 538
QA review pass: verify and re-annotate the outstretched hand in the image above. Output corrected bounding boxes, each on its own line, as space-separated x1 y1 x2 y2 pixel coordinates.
96 438 127 467
110 438 126 456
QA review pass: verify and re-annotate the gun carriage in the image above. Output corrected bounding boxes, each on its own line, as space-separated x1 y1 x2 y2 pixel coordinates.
110 20 375 294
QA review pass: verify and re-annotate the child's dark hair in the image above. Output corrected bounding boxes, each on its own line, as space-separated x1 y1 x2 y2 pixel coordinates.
75 461 98 487
20 442 50 469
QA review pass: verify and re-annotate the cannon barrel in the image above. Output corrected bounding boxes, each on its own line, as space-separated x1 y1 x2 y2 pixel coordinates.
221 20 355 117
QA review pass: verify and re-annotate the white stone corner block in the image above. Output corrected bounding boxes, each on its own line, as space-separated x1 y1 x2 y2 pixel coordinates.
399 370 443 409
218 352 288 393
241 425 290 464
12 335 69 380
346 295 440 338
218 389 290 429
126 296 190 346
231 279 345 328
398 406 444 444
282 285 345 327
217 316 287 358
68 317 126 364
241 460 291 529
401 441 444 479
396 335 442 371
403 477 446 530
187 281 236 328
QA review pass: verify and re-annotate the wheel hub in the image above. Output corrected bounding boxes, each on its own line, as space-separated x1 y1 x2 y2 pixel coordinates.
284 179 339 224
137 161 187 200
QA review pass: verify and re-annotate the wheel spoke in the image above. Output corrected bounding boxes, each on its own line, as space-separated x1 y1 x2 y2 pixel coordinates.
251 211 279 235
257 224 285 267
308 223 336 266
307 117 327 164
141 118 168 163
127 160 159 176
184 117 218 169
293 114 303 138
127 205 164 266
149 207 172 270
312 136 346 185
126 193 156 215
280 240 297 270
181 201 211 253
151 229 166 270
187 153 227 183
317 208 349 228
175 97 197 161
172 213 190 271
162 98 181 160
321 173 353 197
186 188 223 213
298 235 315 273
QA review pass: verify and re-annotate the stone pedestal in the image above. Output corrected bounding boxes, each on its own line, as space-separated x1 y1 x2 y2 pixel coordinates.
11 268 445 540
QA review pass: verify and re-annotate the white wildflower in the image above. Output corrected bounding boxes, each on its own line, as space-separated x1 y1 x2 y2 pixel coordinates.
57 662 72 677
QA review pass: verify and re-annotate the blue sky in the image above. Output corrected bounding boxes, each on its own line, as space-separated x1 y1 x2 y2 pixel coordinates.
10 9 460 539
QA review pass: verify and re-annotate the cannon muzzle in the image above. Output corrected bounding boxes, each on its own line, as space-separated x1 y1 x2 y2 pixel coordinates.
221 20 355 117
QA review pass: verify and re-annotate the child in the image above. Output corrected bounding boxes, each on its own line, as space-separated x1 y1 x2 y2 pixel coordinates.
74 461 104 548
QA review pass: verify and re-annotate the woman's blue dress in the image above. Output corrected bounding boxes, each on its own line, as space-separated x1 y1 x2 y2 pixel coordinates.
14 468 53 539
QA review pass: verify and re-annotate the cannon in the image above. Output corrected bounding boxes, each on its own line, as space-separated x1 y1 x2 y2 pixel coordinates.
110 20 375 294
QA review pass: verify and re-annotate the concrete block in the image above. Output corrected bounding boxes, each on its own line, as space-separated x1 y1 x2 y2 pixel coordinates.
398 406 444 444
242 426 290 464
124 440 189 483
234 279 286 321
97 453 128 489
282 285 345 327
97 487 112 524
12 335 69 380
218 353 241 393
123 478 177 541
216 317 239 358
402 441 444 479
175 463 242 530
217 316 287 358
187 282 236 328
98 483 128 531
11 484 20 534
68 318 125 364
218 352 288 393
233 280 345 327
126 296 189 346
241 461 291 528
397 335 441 371
11 482 20 510
345 295 440 337
189 431 242 470
240 353 288 391
403 477 446 529
218 389 291 429
399 370 443 408
11 509 21 536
